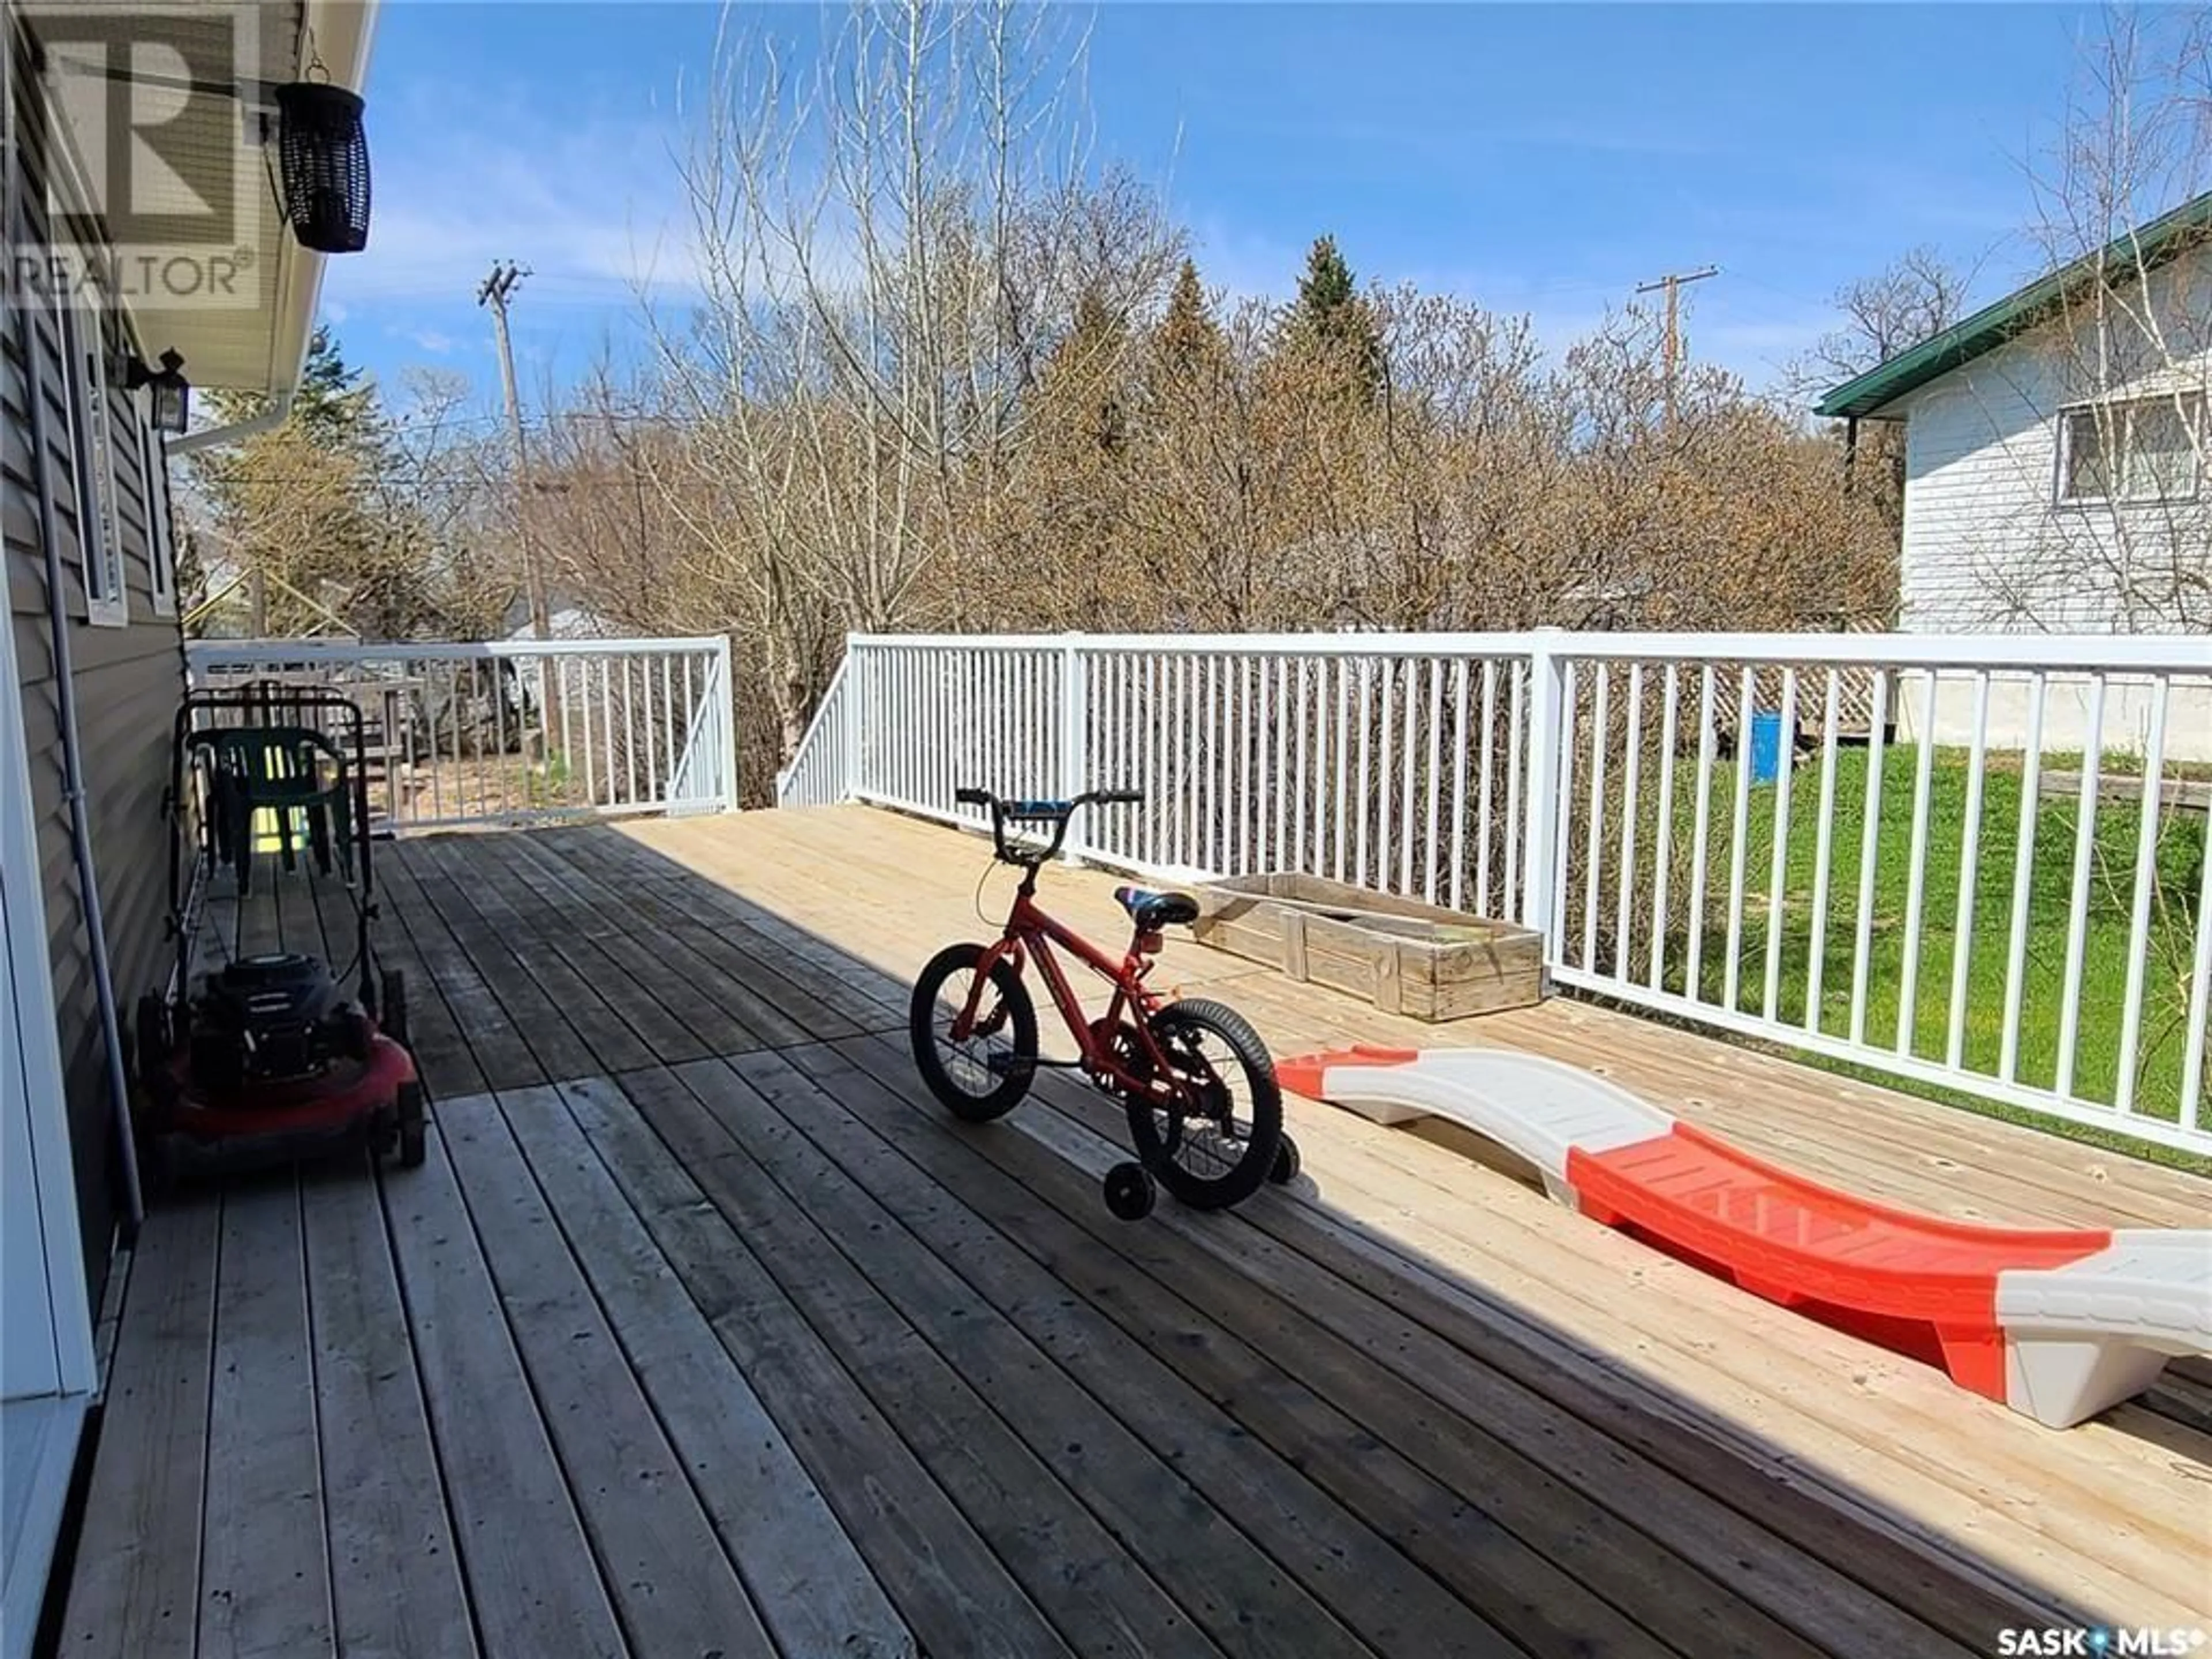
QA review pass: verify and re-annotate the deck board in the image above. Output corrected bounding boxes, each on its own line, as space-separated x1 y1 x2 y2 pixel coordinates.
198 1173 334 1659
59 806 2212 1659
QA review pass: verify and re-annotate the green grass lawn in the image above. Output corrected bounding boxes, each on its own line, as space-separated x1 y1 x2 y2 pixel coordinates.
1567 741 2210 1159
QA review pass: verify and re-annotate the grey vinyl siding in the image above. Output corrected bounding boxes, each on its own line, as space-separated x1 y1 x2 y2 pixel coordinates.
6 21 187 1302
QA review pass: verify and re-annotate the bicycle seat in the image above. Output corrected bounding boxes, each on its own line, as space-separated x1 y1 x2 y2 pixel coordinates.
1115 885 1199 930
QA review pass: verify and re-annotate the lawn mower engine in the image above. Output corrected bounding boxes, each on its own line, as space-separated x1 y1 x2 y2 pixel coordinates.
138 953 425 1173
188 953 367 1093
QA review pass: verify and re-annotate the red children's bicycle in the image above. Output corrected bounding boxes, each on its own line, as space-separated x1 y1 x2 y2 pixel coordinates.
910 788 1299 1221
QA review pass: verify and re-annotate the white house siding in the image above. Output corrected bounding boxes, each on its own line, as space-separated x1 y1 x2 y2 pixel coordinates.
1886 249 2211 761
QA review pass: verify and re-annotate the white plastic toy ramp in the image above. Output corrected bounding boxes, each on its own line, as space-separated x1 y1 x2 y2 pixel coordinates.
1995 1230 2212 1428
1273 1044 1673 1205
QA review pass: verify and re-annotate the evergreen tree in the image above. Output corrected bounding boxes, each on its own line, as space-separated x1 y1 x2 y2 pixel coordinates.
1154 259 1226 383
1295 236 1358 331
191 325 422 637
1290 234 1384 401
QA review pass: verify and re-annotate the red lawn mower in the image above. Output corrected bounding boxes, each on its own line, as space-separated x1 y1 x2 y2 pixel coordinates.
136 684 425 1180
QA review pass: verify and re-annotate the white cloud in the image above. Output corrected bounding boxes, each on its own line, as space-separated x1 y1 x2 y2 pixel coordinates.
323 93 701 314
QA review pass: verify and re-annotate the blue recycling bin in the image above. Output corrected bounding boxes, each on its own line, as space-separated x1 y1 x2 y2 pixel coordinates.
1748 712 1784 785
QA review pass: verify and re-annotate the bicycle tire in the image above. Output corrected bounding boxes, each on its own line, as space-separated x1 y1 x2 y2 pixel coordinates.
1126 998 1282 1210
910 942 1037 1121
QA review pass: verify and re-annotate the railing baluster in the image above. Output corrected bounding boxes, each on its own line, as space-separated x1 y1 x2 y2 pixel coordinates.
400 676 418 828
579 657 597 806
1893 669 1942 1055
1503 662 1524 919
1423 657 1442 903
1847 670 1888 1046
1762 667 1797 1022
493 658 510 815
600 658 617 809
1547 660 1577 946
1649 664 1679 991
1452 658 1472 911
2180 765 2212 1132
1402 659 1421 895
1147 656 1162 866
661 657 675 805
472 660 489 820
1803 669 1842 1032
1998 675 2049 1086
1616 662 1644 986
1722 666 1753 1012
1239 656 1255 876
1271 658 1288 870
2113 676 2172 1116
1943 671 1993 1069
1376 660 1395 891
1582 662 1610 974
1354 659 1372 887
1294 659 1312 876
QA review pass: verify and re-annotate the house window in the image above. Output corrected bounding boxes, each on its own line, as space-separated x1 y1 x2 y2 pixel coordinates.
54 291 127 626
2058 394 2205 505
139 408 178 617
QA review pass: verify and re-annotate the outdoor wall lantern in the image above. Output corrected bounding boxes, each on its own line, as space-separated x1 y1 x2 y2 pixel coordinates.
273 79 372 254
126 350 192 435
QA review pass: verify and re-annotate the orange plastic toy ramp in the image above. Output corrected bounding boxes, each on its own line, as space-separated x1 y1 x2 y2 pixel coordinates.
1566 1123 2110 1404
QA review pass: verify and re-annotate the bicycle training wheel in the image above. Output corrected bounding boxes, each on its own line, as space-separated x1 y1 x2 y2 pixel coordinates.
1126 998 1282 1210
910 942 1038 1121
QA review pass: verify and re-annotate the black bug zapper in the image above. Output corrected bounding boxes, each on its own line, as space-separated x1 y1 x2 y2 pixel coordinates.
274 80 371 254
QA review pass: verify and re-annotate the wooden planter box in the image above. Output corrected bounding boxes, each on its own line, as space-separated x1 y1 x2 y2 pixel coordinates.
1191 873 1545 1022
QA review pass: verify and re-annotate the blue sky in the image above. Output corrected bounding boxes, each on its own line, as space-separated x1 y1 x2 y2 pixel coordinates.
324 2 2102 418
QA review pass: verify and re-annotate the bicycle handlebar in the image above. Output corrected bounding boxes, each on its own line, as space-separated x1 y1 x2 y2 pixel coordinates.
957 787 1143 865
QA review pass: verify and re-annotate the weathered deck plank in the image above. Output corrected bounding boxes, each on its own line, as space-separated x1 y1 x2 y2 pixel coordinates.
380 1105 627 1659
434 1091 779 1659
198 1173 335 1659
565 1069 1073 1659
59 1191 222 1657
298 1157 478 1659
627 1059 1223 1659
506 1078 916 1659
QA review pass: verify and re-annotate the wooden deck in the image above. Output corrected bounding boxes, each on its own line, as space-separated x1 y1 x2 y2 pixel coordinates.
56 805 2211 1658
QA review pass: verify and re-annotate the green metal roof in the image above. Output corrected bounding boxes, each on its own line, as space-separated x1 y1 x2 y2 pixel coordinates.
1813 191 2212 420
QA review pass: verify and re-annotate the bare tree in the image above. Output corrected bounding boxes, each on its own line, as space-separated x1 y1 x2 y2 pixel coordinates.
637 0 1179 758
1963 6 2210 634
1784 247 1973 403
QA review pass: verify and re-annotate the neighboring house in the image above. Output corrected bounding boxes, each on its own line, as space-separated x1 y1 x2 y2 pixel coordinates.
1 5 377 1649
1819 192 2211 758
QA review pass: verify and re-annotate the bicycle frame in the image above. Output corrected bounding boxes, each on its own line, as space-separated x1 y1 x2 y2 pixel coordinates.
953 877 1181 1097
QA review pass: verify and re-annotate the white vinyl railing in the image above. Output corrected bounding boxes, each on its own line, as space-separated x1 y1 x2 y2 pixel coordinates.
185 636 738 831
783 628 2212 1154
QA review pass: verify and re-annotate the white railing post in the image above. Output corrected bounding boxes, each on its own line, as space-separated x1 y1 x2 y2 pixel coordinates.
1518 629 1569 953
1059 635 1089 858
842 637 865 801
717 635 739 813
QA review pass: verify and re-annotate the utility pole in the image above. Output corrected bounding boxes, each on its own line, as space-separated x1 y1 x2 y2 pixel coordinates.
1635 265 1719 427
478 261 554 770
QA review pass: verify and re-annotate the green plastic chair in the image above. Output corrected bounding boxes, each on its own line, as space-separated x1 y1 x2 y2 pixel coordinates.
197 725 353 895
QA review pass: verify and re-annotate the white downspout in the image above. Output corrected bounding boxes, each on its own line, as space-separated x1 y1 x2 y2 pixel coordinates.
166 391 293 457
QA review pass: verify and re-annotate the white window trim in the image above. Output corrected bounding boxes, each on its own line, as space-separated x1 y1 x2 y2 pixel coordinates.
2055 391 2206 508
141 403 178 618
52 290 128 628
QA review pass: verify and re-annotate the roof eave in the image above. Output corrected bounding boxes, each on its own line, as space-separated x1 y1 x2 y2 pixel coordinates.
1812 191 2212 422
